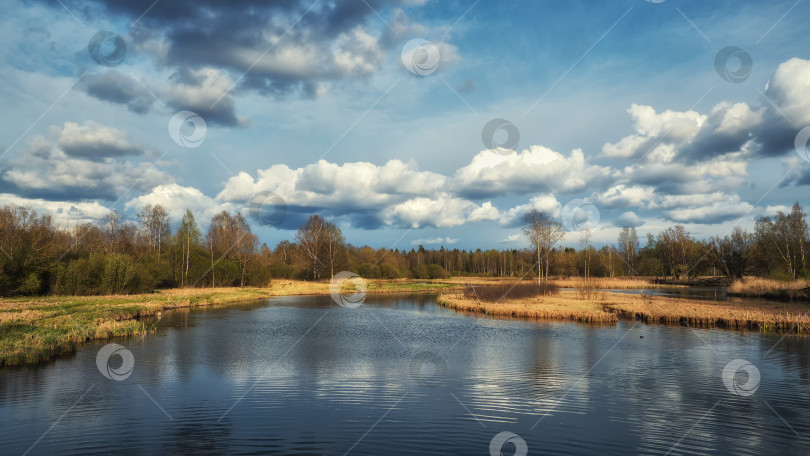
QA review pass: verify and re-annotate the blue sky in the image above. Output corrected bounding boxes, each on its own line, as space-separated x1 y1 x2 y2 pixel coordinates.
1 0 809 250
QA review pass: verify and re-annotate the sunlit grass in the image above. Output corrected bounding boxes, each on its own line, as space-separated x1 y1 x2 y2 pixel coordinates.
728 277 810 299
0 287 273 367
439 290 810 333
549 277 686 289
438 291 618 324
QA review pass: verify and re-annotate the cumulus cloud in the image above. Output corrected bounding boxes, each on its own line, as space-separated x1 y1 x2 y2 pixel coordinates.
0 122 171 201
164 68 249 127
217 159 446 213
454 147 610 198
56 121 144 159
592 184 655 209
497 234 522 244
603 58 810 166
0 193 112 227
615 211 644 228
410 236 458 246
384 195 498 228
125 183 232 222
79 68 248 127
660 193 754 224
501 194 561 227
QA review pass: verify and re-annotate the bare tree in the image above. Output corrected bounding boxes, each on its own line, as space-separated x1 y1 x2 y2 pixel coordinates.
580 227 592 281
176 209 201 287
522 209 564 286
617 227 639 277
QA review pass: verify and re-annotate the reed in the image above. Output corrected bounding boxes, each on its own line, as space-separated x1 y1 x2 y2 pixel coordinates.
728 277 810 299
438 292 617 323
439 290 810 333
549 277 688 289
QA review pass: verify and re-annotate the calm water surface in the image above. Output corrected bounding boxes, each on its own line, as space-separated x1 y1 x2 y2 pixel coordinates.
2 294 810 455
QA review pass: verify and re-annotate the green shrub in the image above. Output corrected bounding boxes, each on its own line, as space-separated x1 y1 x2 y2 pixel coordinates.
17 272 41 295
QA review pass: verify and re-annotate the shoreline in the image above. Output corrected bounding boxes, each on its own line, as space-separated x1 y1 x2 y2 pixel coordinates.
0 279 468 367
4 277 810 367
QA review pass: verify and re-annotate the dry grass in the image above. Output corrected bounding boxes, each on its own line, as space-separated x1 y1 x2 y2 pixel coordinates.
438 292 618 324
728 277 810 299
0 287 274 366
550 277 686 290
607 292 810 332
0 278 465 367
439 290 810 333
265 279 464 295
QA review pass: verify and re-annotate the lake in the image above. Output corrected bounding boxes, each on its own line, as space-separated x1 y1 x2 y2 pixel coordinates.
2 294 809 455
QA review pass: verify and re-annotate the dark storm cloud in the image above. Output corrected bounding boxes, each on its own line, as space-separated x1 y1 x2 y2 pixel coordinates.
83 0 412 91
79 71 155 114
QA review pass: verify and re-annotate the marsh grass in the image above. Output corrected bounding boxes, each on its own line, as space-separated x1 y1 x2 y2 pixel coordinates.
728 277 810 299
438 292 617 323
1 278 468 367
550 277 687 290
439 290 810 333
0 287 273 367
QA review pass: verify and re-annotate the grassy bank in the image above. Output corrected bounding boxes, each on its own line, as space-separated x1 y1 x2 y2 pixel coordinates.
728 277 810 300
265 278 464 296
438 290 810 333
1 278 466 367
0 288 273 367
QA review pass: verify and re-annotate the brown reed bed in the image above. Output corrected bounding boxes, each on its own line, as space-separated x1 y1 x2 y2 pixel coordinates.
549 277 687 290
728 277 810 300
438 291 618 324
438 290 810 333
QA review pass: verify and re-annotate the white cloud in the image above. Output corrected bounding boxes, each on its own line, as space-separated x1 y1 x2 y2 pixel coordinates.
615 211 644 228
383 194 498 228
765 57 810 126
410 236 459 246
125 183 232 223
217 159 447 212
498 234 522 244
0 193 111 227
454 146 610 197
1 124 171 200
592 184 655 208
661 193 754 224
601 104 705 159
501 194 561 226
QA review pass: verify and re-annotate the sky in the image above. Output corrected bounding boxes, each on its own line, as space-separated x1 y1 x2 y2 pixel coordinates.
1 0 809 251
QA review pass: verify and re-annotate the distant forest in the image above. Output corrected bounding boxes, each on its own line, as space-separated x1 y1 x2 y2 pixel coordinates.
0 201 806 296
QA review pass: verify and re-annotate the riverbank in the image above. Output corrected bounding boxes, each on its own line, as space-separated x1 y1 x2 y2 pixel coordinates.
438 290 810 333
0 288 275 367
0 279 468 367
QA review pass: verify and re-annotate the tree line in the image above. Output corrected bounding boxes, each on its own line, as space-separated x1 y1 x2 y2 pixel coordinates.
0 201 806 296
522 202 808 281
